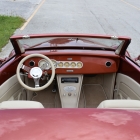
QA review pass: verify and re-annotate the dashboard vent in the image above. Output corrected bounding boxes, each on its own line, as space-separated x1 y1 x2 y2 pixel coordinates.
105 61 112 67
29 61 35 67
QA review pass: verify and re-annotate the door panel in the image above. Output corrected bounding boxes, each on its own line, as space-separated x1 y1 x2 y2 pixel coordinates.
0 75 22 102
115 54 140 100
118 56 140 84
114 73 140 99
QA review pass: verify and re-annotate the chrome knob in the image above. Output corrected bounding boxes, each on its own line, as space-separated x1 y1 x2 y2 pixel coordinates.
68 93 72 96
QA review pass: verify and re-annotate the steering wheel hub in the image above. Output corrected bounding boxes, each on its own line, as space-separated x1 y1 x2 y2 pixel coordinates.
30 67 42 78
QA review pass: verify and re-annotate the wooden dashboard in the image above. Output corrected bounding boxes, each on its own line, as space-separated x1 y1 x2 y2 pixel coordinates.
23 50 120 74
0 50 120 84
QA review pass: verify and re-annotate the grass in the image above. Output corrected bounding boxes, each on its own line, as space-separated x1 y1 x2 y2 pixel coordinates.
0 15 25 51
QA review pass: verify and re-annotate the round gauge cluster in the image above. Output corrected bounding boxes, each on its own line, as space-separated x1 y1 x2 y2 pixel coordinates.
58 62 63 67
71 62 76 67
77 62 83 68
57 61 83 68
51 59 57 69
64 62 69 67
38 59 57 70
38 59 83 69
38 59 50 70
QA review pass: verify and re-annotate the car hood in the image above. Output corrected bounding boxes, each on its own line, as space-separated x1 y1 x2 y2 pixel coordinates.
0 108 140 140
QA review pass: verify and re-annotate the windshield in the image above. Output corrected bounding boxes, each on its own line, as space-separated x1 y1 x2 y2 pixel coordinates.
17 37 124 50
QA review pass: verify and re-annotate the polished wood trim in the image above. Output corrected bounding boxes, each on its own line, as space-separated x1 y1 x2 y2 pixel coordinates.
23 53 120 74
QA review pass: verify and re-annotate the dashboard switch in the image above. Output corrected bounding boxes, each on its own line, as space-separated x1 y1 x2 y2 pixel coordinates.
68 93 72 96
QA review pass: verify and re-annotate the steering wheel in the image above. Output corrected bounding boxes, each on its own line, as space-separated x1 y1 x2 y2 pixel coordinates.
16 54 55 91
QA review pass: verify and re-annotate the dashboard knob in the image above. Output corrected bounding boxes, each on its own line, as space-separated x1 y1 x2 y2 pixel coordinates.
68 93 72 96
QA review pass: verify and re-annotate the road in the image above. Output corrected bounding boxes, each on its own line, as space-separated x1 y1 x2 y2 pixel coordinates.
0 0 140 59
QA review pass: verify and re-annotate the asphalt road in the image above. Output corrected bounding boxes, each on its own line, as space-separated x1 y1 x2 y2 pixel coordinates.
0 0 42 20
0 0 140 59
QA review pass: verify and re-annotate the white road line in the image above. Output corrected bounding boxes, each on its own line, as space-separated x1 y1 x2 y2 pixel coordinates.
20 0 46 30
121 0 140 11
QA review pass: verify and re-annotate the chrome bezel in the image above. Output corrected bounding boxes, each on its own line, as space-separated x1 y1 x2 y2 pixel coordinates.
51 59 57 69
71 62 76 68
77 62 83 68
38 59 50 70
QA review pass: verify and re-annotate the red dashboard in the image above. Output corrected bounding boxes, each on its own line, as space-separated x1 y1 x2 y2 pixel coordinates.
23 50 120 74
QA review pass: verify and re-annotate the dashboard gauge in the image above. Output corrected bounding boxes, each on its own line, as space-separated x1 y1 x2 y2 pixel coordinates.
38 59 50 70
71 62 76 67
51 59 57 68
58 62 63 67
77 62 83 68
64 62 69 67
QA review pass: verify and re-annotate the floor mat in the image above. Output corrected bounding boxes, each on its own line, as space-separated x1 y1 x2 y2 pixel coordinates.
54 92 62 108
32 84 61 108
78 90 86 108
82 84 107 108
32 83 106 108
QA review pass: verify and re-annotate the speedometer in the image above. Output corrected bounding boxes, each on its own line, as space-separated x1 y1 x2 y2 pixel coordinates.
51 59 57 69
38 59 50 70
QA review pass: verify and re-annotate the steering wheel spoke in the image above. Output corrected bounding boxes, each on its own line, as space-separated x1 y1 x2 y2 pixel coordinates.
33 78 40 88
21 64 31 73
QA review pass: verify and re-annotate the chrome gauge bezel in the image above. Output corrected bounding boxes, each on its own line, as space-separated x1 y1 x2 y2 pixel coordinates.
64 62 70 67
77 62 83 68
58 62 63 67
71 62 76 67
51 59 57 69
38 59 50 70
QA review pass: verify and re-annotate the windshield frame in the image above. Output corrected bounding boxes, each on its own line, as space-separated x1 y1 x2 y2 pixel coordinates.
10 34 131 55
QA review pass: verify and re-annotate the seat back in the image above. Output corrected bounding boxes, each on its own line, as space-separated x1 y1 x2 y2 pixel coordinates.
97 100 140 110
0 101 44 109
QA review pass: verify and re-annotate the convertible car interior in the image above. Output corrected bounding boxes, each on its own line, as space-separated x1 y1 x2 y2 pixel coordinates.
0 34 140 110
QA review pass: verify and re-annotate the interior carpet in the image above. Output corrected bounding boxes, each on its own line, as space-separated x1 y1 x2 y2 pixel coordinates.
32 84 61 108
78 90 86 108
82 84 107 108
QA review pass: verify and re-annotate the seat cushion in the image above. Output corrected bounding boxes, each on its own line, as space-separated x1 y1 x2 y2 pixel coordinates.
97 100 140 110
0 101 44 109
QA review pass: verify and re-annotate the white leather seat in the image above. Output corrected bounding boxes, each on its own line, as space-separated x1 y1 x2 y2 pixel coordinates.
0 101 44 109
97 100 140 110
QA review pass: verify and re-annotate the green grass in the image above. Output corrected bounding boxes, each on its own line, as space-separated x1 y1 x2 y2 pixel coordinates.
0 15 25 51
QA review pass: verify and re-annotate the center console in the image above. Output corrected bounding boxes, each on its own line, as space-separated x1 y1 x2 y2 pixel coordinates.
57 75 83 108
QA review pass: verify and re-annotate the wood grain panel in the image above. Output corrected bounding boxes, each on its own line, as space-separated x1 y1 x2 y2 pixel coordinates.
0 50 120 84
24 55 119 74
